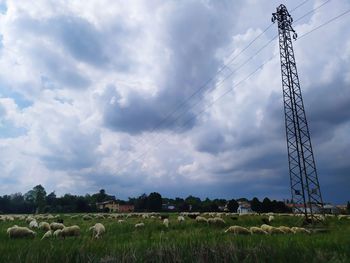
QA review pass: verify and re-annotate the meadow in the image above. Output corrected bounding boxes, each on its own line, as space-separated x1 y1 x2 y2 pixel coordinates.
0 213 349 263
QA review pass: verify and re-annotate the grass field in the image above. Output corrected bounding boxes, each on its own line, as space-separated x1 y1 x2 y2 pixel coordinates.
1 213 350 263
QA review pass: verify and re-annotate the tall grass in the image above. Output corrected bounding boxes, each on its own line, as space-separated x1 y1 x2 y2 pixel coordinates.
0 214 349 262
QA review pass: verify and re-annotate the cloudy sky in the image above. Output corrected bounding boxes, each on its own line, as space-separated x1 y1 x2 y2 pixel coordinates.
0 0 349 204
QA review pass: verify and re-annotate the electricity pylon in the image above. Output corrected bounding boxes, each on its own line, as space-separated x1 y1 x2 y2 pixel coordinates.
272 4 324 223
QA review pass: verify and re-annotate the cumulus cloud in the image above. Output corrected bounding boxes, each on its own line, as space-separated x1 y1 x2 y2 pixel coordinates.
0 0 349 203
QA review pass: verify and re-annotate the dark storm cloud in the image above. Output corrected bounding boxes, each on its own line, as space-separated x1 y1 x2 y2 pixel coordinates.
103 1 241 134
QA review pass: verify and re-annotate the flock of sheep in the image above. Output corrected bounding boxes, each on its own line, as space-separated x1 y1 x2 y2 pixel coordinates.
2 212 349 240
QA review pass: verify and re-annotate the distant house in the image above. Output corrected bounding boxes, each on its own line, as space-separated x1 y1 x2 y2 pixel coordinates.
119 204 134 213
96 200 134 213
96 200 119 212
323 204 340 214
237 201 253 214
162 203 176 211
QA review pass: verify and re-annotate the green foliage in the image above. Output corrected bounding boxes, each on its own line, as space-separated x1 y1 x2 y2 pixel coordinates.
147 192 162 212
227 199 239 212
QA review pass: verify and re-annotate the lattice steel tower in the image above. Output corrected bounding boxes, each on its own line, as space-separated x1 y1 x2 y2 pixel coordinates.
272 4 324 223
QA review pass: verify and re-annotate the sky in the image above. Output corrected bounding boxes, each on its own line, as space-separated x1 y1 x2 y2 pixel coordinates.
0 0 349 204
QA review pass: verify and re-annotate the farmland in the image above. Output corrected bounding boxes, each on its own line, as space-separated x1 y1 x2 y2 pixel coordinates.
1 213 350 263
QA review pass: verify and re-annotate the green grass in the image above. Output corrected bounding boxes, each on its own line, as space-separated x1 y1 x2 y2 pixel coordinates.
0 214 349 263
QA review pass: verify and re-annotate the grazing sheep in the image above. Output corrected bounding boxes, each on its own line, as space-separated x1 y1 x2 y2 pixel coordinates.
29 220 39 229
260 224 284 234
89 223 105 239
277 226 293 234
163 218 169 228
26 216 35 223
41 230 52 240
6 225 18 234
195 216 208 223
83 215 93 221
261 224 273 232
214 217 225 225
50 222 65 231
250 227 268 235
268 227 285 235
187 214 197 219
338 215 349 220
8 226 36 238
118 219 125 224
53 229 62 238
208 217 226 225
60 225 81 238
291 227 311 234
160 215 169 220
225 226 250 235
268 215 275 222
177 216 185 223
135 223 145 228
39 222 51 231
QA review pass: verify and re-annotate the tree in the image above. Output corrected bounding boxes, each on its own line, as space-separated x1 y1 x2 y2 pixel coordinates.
262 197 272 213
33 185 47 213
147 192 162 212
25 185 47 213
227 199 239 212
185 195 202 211
251 197 262 213
347 201 350 214
135 194 148 211
46 192 57 206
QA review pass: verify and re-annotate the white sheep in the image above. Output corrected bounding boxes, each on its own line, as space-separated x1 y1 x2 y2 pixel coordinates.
41 230 52 240
50 222 65 231
261 224 273 232
89 223 105 239
225 225 250 235
163 218 169 228
53 229 62 238
26 216 35 223
60 225 81 238
195 216 208 223
6 225 18 234
135 223 145 228
118 219 125 224
250 227 268 235
268 227 285 235
277 226 293 233
83 215 93 220
268 215 275 222
29 220 39 229
208 217 226 225
291 227 311 234
39 222 51 231
8 226 36 238
177 216 185 223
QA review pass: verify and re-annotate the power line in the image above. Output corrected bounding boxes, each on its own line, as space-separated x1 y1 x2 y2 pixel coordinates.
127 0 331 147
298 8 350 39
290 0 311 13
294 0 332 24
112 35 278 167
114 8 350 174
115 55 278 173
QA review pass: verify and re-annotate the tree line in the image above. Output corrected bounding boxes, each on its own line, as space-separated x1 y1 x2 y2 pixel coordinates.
0 184 297 214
